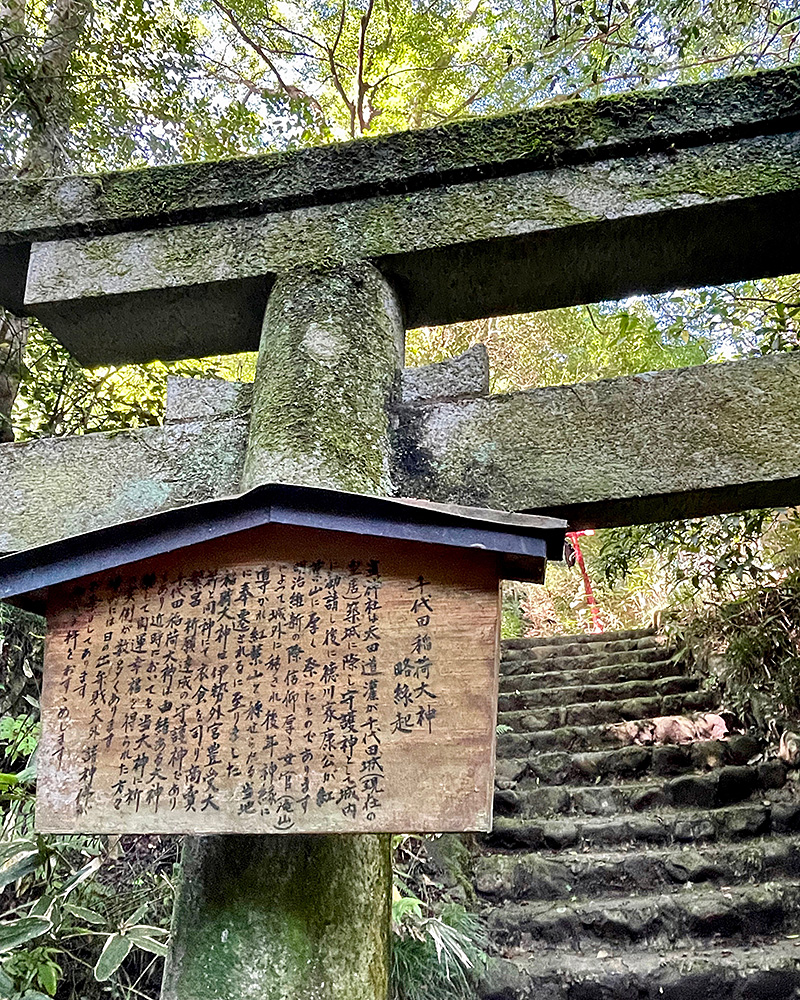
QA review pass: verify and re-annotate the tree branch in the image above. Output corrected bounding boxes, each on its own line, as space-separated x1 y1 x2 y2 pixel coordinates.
354 0 374 133
209 0 293 96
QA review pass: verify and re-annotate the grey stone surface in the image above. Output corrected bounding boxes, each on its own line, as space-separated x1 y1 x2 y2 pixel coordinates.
401 344 489 403
3 67 797 246
477 632 800 999
6 352 800 551
162 835 391 1000
242 263 404 494
21 128 800 364
164 375 252 424
0 412 247 553
393 352 800 529
165 264 398 1000
0 67 794 363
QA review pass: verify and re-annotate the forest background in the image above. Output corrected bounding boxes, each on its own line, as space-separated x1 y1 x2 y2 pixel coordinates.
1 0 800 997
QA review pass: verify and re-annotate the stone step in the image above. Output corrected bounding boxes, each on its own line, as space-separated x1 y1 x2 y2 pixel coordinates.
475 836 800 903
494 762 788 818
498 738 766 782
486 801 794 851
502 627 656 652
498 675 697 712
477 941 800 1000
495 739 786 798
498 719 702 755
495 689 713 732
498 718 757 758
496 740 726 788
501 643 672 673
483 881 800 950
498 657 680 693
482 629 800 1000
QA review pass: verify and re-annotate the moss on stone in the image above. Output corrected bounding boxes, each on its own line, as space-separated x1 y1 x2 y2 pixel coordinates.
163 834 392 1000
3 65 799 243
426 834 478 905
162 262 400 1000
630 148 800 202
92 63 800 228
242 263 403 495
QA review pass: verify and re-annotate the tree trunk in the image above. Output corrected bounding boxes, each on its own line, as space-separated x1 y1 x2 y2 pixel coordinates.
0 310 27 442
0 0 90 437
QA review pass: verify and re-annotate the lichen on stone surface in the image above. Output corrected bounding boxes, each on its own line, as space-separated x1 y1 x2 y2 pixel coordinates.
2 65 799 245
243 262 403 495
163 834 391 1000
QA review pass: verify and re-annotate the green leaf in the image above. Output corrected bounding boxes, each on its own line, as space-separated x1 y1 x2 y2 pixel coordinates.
94 934 133 981
392 895 423 922
0 916 52 953
128 929 169 957
15 765 36 785
64 903 104 925
126 924 168 938
37 962 58 996
29 895 56 918
122 902 150 928
0 839 37 866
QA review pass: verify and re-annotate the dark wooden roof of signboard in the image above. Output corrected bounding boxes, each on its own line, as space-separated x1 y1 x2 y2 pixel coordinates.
0 483 567 611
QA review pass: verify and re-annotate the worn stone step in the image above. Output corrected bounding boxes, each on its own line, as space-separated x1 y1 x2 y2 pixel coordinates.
522 745 658 786
502 628 656 652
486 802 785 851
501 643 672 673
498 720 730 757
498 675 697 712
494 762 788 818
497 734 718 785
477 941 800 1000
498 657 681 693
496 689 713 733
484 881 800 950
498 718 704 754
475 836 800 903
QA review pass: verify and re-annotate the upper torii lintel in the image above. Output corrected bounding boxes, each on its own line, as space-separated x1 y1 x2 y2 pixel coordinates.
1 66 799 365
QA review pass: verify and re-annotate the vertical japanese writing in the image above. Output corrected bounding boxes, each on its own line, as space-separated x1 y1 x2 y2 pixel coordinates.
53 550 405 830
392 575 438 737
38 531 497 838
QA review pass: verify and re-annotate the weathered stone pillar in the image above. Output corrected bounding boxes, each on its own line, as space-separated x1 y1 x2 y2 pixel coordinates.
242 262 404 494
162 262 404 1000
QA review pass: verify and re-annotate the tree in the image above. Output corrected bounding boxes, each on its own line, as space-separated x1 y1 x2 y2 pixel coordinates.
0 0 90 439
0 0 275 440
197 0 800 141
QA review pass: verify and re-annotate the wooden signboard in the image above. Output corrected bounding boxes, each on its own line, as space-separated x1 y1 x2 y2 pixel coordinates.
37 523 500 835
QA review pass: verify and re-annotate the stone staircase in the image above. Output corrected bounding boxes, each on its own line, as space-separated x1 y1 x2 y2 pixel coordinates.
475 627 800 1000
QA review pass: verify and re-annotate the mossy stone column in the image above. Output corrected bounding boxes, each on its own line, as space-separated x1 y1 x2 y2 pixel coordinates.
242 262 404 493
161 262 403 1000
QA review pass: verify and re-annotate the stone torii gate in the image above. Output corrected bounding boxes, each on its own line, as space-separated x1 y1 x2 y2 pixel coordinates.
1 65 800 999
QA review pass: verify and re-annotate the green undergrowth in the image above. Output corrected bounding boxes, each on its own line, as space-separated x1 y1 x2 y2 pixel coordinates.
391 834 488 1000
679 569 800 731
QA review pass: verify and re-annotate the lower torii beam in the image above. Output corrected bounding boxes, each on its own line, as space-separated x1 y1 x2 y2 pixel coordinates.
392 351 800 529
3 351 800 555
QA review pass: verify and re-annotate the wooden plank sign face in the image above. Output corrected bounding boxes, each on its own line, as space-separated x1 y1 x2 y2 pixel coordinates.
37 524 500 834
